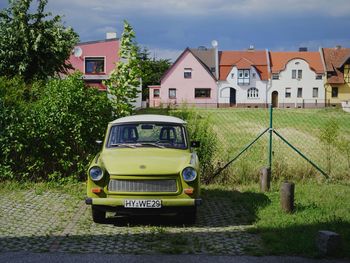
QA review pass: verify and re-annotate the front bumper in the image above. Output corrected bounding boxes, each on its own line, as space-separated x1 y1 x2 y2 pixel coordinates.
85 197 202 207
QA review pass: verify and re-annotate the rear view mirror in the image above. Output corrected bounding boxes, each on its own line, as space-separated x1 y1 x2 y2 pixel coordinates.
141 124 154 130
190 141 200 148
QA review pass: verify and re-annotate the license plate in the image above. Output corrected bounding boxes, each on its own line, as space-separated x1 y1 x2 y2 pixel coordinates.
124 199 161 208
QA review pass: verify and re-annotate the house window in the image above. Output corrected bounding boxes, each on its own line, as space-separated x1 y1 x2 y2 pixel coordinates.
247 87 259 98
313 88 319 98
345 65 350 82
316 74 323 80
85 57 105 74
252 73 256 78
272 73 279 80
153 89 160 98
184 68 192 79
297 87 303 98
231 73 234 79
195 88 211 98
285 88 291 98
298 70 302 79
293 69 302 79
332 87 338 98
169 89 176 99
238 69 250 85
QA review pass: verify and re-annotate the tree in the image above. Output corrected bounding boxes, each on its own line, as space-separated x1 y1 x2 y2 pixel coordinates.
0 0 78 82
104 20 141 117
137 47 171 100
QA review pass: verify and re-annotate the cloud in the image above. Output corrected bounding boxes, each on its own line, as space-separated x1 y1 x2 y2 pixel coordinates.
146 47 183 62
47 0 350 18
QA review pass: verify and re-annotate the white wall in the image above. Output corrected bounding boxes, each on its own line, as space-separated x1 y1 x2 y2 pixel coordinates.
107 81 142 110
218 66 267 105
268 59 324 107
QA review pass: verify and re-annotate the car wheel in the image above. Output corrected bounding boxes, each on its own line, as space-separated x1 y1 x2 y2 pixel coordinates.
181 207 197 225
92 206 106 223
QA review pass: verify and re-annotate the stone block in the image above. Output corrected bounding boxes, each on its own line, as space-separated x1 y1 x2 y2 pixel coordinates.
316 230 341 256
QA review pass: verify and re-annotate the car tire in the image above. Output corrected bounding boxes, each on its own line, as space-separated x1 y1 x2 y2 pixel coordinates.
92 206 106 224
181 207 197 225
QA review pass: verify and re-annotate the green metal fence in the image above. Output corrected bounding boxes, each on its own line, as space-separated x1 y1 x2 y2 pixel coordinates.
197 106 350 183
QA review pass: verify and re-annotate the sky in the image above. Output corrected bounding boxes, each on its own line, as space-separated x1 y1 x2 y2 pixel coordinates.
1 0 350 61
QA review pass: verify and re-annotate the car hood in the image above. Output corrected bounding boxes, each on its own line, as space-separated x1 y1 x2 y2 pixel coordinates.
100 148 192 175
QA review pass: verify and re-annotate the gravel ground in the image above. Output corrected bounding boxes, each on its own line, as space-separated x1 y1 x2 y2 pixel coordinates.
0 188 262 255
0 252 349 263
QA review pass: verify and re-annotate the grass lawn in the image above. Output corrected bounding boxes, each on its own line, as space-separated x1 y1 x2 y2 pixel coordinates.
248 181 350 257
139 107 350 182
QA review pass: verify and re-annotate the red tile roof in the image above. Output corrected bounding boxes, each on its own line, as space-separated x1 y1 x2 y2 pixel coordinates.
219 50 269 81
322 47 350 84
269 51 324 74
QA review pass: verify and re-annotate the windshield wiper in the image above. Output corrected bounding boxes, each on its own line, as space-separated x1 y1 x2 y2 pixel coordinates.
110 143 136 148
138 142 165 148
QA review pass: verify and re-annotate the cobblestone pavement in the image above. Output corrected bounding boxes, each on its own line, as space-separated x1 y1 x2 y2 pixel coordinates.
0 187 266 255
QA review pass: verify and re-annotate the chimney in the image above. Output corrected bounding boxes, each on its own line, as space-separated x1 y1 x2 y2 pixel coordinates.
299 47 308 52
106 32 117 39
248 45 255 51
211 40 219 79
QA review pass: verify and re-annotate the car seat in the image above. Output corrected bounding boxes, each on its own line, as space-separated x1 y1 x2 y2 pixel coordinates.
121 126 138 143
159 127 176 144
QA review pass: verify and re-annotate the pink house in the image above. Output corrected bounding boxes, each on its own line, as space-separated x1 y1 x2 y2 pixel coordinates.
68 33 119 90
149 47 218 107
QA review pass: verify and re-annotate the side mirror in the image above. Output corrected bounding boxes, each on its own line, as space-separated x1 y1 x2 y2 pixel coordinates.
96 140 103 145
190 141 200 148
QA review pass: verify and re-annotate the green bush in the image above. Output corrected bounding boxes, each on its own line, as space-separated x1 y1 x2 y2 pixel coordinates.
170 106 218 183
0 74 113 181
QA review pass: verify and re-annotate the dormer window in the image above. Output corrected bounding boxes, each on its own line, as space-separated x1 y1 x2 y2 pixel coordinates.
238 69 250 85
85 57 105 74
184 68 192 79
316 74 323 80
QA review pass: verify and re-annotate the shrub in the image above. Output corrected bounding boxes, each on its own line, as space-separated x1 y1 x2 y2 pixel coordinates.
0 74 113 181
170 106 218 183
319 119 339 177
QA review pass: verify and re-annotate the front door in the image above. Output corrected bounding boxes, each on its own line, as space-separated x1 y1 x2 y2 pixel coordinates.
230 88 236 106
272 91 278 108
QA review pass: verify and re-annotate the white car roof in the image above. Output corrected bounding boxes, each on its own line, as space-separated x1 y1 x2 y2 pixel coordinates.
110 114 186 125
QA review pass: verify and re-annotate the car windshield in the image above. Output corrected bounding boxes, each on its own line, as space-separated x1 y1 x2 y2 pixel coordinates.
107 123 187 149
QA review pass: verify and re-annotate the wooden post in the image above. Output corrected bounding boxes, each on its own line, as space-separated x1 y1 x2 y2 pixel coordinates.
280 181 295 213
260 167 271 192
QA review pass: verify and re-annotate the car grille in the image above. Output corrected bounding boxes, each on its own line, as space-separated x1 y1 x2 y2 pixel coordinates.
108 179 177 193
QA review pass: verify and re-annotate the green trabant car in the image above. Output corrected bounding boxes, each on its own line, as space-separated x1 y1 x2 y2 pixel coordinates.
85 114 201 223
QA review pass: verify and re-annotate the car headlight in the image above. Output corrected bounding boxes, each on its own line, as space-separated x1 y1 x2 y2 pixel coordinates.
89 166 104 181
182 167 197 182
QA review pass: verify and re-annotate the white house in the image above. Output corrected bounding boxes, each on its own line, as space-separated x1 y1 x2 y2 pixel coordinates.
268 51 325 108
218 50 270 107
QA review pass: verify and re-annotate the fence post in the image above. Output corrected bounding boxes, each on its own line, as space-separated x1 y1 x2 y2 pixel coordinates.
280 181 295 213
268 104 273 173
260 167 271 192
